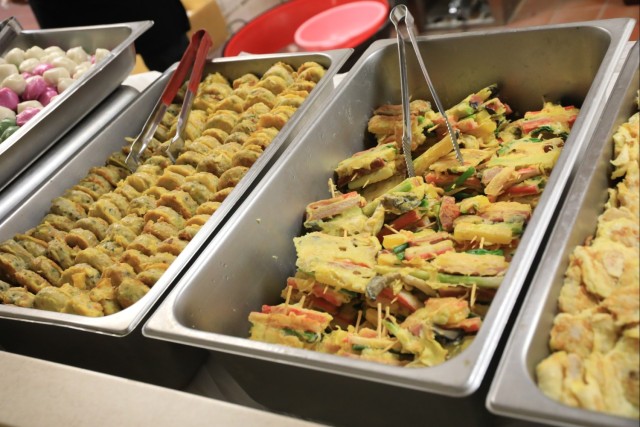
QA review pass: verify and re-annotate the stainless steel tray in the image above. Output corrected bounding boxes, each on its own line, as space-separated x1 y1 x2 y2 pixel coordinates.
143 19 635 397
0 20 151 192
486 43 639 427
0 49 350 336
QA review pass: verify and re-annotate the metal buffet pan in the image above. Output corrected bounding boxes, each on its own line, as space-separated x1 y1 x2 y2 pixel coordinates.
143 16 634 410
486 43 639 427
0 20 151 192
0 50 350 386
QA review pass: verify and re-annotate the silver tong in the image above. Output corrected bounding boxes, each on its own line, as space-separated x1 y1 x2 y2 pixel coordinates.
125 29 212 171
389 5 463 176
0 17 22 50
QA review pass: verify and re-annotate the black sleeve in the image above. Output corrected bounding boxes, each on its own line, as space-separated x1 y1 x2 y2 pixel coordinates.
28 0 192 70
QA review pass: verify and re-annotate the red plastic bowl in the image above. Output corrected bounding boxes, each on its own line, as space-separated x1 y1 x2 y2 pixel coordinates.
223 0 390 57
294 1 388 51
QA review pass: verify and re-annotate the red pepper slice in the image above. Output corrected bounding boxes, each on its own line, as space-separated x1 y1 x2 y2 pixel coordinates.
520 117 552 134
378 209 423 238
455 317 482 333
503 183 540 196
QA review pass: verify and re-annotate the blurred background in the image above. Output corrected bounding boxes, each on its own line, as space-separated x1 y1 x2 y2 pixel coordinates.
2 0 639 73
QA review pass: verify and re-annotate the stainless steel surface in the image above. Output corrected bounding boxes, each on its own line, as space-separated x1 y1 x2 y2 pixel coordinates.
0 21 151 191
0 351 323 427
0 49 350 336
487 42 639 427
392 4 463 165
144 19 634 397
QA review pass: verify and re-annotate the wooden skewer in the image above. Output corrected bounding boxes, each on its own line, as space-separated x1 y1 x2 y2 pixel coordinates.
355 310 363 333
328 178 336 198
377 303 382 339
470 282 477 308
284 285 293 308
383 224 400 234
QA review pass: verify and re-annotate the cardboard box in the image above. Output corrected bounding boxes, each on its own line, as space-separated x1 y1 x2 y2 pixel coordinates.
181 0 229 49
133 0 229 73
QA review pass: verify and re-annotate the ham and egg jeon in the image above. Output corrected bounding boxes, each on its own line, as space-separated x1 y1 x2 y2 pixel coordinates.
249 85 585 368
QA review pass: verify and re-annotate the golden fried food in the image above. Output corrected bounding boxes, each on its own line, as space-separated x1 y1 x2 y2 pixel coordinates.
213 94 245 114
232 73 259 89
65 228 99 249
257 75 288 95
196 151 233 176
0 60 325 317
15 269 51 294
205 109 239 134
31 256 63 286
244 87 276 109
176 151 206 168
60 263 101 290
217 166 248 190
537 107 639 419
14 234 48 258
232 148 262 168
2 286 35 307
224 131 249 146
196 201 221 215
116 278 150 308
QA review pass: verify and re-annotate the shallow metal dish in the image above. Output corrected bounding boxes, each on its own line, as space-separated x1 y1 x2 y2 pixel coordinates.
486 43 639 427
143 19 635 397
0 49 350 336
0 20 151 192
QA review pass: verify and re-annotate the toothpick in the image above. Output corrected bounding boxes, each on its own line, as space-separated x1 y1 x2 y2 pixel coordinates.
328 178 336 198
383 224 400 234
470 282 477 308
377 302 382 339
355 310 363 333
284 285 293 308
382 341 396 352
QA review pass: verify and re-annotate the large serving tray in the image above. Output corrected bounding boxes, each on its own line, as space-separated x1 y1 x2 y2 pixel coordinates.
0 49 350 336
0 20 151 192
143 19 635 398
0 50 350 388
486 43 639 427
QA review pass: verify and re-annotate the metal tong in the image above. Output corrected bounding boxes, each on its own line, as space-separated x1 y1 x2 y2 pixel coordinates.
389 5 463 177
125 29 212 171
0 17 22 49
